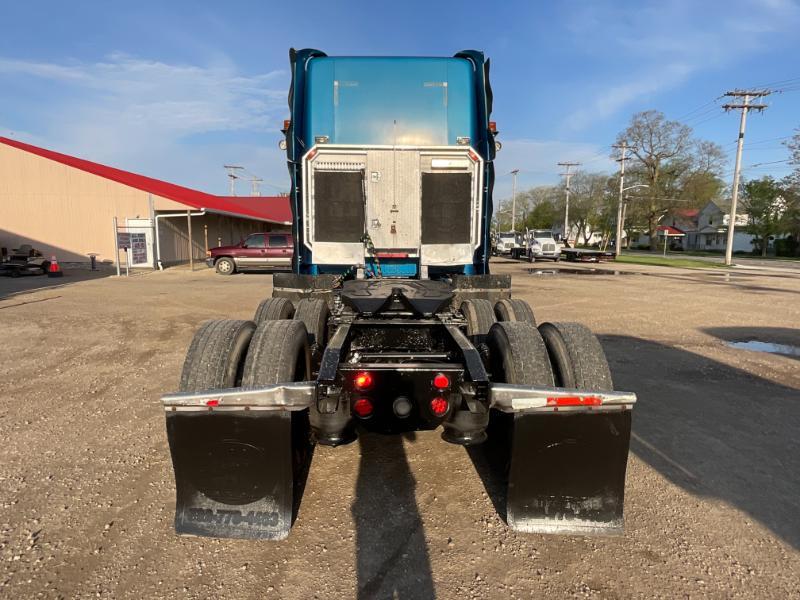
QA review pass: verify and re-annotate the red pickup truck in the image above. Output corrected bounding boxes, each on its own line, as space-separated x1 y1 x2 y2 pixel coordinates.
206 232 293 275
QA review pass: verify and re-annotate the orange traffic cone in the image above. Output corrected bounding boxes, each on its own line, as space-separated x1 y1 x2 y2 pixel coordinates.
48 255 63 278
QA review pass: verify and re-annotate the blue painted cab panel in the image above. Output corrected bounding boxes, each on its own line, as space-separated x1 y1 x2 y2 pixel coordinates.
304 57 476 147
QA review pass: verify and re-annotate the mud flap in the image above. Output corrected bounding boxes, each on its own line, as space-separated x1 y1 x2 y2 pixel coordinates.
507 410 632 535
166 410 308 540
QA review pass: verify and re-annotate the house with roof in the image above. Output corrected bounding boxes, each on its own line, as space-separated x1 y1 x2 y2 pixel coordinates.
0 136 292 268
659 201 754 252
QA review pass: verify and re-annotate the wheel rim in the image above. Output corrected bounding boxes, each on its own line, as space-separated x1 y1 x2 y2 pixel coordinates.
218 260 231 273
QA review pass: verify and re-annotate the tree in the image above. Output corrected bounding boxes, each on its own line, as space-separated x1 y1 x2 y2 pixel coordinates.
679 140 727 203
525 199 559 229
787 127 800 185
615 110 726 249
567 172 611 245
741 176 786 256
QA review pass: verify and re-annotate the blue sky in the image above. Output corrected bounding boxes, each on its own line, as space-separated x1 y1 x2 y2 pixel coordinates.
1 0 798 201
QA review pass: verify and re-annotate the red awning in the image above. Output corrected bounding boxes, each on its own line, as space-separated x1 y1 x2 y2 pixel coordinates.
0 136 292 225
657 225 685 236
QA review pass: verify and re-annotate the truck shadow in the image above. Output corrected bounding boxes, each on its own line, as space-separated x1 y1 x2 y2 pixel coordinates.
602 334 800 550
351 432 435 600
467 335 800 550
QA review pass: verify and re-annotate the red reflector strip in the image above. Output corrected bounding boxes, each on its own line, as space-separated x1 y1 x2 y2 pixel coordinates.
206 399 220 407
546 396 602 407
375 252 409 258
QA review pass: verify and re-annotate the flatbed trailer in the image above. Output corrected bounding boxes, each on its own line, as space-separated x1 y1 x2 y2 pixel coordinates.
562 248 617 262
161 49 637 541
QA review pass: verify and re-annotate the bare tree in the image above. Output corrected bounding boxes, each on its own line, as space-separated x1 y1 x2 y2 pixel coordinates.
616 110 694 249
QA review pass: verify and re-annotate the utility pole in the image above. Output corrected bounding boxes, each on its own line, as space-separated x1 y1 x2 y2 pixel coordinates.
558 162 580 244
722 90 769 266
510 169 519 231
612 142 630 256
224 165 244 196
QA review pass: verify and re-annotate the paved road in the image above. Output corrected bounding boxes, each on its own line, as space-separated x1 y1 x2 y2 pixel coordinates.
1 262 798 598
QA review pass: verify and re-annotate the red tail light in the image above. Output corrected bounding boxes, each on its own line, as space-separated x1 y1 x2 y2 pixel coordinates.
353 398 373 417
546 396 602 407
354 371 373 391
433 373 450 390
430 397 449 417
206 399 219 407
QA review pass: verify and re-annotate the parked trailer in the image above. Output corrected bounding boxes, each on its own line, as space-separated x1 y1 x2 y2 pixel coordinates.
162 49 637 540
562 248 617 262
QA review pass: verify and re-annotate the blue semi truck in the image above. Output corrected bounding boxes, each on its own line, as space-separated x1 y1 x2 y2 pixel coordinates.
162 49 637 540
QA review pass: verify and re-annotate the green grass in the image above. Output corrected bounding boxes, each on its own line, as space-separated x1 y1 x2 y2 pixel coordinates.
678 250 800 262
616 254 729 269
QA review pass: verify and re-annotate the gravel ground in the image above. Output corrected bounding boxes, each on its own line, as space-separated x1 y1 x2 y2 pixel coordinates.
1 260 798 599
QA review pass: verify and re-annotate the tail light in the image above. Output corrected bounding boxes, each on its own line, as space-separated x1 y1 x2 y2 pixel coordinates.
353 398 373 418
354 371 373 391
433 373 450 390
430 397 449 417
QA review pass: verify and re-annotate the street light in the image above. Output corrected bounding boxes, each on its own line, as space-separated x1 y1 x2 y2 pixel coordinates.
615 184 649 255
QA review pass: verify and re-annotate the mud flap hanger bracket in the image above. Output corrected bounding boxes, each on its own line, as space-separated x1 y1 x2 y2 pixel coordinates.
490 383 637 414
162 382 317 412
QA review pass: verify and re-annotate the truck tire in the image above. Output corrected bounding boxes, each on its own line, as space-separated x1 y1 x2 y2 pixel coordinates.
241 319 310 386
460 299 496 339
293 298 330 362
479 321 555 490
237 319 313 541
254 297 295 323
537 322 612 390
215 257 235 275
493 299 536 327
179 319 256 391
487 321 554 386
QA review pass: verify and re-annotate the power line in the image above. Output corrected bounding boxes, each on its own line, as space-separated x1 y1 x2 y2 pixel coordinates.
683 105 723 125
744 75 800 89
673 97 723 122
687 112 727 128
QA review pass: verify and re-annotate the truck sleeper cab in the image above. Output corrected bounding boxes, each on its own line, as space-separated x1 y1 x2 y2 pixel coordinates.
162 49 637 542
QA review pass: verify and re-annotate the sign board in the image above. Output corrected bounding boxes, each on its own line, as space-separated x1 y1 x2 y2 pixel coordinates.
130 232 148 265
117 232 131 249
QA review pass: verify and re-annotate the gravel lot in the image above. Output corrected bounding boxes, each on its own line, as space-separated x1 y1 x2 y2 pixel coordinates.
1 260 799 599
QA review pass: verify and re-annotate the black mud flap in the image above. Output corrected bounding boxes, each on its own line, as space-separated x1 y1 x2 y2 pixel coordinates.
166 410 312 540
507 411 632 535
